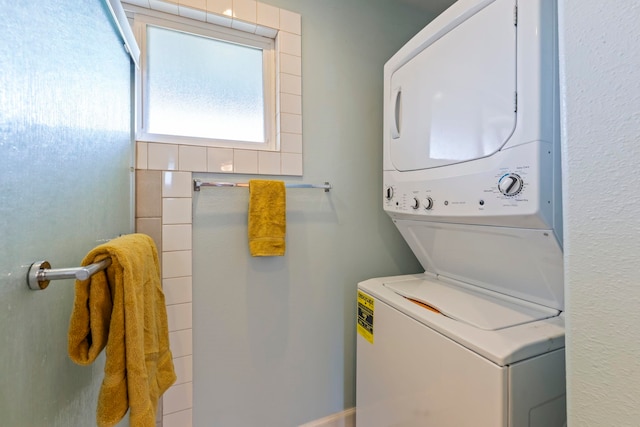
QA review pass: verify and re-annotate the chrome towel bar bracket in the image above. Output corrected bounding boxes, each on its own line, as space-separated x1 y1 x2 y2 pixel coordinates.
27 258 112 290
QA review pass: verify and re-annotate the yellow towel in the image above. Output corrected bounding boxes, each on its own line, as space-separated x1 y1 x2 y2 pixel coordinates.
68 233 176 427
248 180 286 256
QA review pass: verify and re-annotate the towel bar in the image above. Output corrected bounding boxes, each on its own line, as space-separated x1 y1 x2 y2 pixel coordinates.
193 180 332 192
27 258 112 290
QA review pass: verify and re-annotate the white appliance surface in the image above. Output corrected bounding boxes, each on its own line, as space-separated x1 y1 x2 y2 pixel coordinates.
357 287 508 427
388 0 516 171
381 0 562 307
357 277 566 426
360 275 564 367
357 0 565 424
395 220 565 311
384 276 559 331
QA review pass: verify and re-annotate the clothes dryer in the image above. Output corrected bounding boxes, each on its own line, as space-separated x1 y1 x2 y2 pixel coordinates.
356 0 565 425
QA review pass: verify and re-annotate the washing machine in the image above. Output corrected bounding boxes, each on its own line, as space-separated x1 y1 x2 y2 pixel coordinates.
356 0 566 426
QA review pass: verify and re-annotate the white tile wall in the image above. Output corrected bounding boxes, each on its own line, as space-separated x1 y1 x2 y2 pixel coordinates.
179 0 206 10
162 171 192 197
281 93 302 115
162 250 193 278
130 2 304 425
163 198 192 224
137 142 148 169
280 53 302 76
172 355 194 384
257 2 278 28
280 133 302 153
207 147 234 173
234 149 258 174
163 382 193 414
163 276 193 305
280 113 302 134
166 302 193 331
258 151 281 175
128 0 303 178
149 144 179 170
168 329 192 358
279 8 301 35
163 409 193 427
207 148 234 173
206 0 232 15
232 0 256 22
179 145 207 171
279 31 301 56
162 224 192 251
281 152 303 176
280 73 302 96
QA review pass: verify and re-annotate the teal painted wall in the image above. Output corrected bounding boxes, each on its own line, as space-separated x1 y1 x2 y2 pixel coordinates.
0 1 133 425
192 0 434 425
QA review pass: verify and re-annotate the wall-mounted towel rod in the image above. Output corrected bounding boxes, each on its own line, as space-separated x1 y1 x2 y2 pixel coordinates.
27 258 112 291
193 179 332 192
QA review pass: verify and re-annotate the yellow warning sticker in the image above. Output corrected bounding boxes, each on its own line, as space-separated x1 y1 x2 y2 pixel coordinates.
357 290 374 344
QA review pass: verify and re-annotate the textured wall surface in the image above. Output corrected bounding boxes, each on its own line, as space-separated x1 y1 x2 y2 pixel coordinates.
0 1 133 425
558 1 640 425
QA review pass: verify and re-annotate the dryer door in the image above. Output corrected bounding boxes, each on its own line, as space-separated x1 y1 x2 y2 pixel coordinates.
389 0 516 172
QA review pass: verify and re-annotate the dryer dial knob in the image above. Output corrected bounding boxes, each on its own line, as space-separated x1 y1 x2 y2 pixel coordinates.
424 197 434 210
385 186 394 200
410 197 420 209
498 174 524 196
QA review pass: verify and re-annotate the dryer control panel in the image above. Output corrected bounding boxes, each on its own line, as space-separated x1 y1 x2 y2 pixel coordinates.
383 142 555 230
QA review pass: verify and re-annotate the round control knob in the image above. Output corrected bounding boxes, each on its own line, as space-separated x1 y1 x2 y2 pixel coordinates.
410 197 420 209
498 173 524 196
424 197 434 210
384 186 394 200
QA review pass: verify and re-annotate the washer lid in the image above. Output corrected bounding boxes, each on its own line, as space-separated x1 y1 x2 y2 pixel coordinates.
385 278 560 331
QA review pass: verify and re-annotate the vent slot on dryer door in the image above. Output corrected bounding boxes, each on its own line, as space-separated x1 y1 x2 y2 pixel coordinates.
389 0 517 172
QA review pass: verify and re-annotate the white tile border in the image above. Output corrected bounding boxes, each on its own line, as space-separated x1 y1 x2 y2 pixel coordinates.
163 408 193 427
162 198 193 224
172 355 193 385
159 170 194 426
124 0 303 177
168 321 193 358
163 276 193 305
163 382 194 414
166 302 193 332
128 1 305 423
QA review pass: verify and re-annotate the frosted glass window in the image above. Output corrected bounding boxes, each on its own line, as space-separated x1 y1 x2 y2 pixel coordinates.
146 26 265 143
133 13 277 151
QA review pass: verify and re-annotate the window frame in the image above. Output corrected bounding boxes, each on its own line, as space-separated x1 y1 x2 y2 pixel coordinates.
131 10 277 151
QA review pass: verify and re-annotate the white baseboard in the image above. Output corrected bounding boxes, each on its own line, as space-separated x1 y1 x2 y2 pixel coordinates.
298 408 356 427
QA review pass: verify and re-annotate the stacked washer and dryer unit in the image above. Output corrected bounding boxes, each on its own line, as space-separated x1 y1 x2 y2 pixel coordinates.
356 0 566 426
